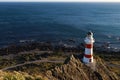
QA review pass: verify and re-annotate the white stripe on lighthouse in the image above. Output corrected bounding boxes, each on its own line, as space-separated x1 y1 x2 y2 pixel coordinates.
85 48 93 54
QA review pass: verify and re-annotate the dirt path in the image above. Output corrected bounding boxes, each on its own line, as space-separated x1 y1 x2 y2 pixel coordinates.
2 59 119 71
1 60 64 71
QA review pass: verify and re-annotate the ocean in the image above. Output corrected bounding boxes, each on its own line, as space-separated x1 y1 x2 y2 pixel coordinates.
0 2 120 48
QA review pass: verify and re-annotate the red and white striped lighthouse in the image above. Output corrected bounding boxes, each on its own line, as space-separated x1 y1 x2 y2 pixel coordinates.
83 31 95 63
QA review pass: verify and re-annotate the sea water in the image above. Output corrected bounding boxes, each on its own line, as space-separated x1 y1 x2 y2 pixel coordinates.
0 2 120 48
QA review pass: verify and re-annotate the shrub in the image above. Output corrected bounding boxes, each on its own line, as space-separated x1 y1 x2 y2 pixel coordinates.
3 71 25 80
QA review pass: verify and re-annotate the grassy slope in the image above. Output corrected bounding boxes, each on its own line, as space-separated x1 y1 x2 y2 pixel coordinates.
0 49 120 80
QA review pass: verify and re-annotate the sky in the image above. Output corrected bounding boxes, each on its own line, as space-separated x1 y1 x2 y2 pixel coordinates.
0 0 120 2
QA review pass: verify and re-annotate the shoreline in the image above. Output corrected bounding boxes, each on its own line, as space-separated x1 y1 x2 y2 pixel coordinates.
0 41 119 56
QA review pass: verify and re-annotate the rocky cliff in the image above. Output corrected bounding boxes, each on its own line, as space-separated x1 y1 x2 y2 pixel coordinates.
45 55 119 80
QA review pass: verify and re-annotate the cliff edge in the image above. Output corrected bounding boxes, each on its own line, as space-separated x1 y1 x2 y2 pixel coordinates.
45 55 119 80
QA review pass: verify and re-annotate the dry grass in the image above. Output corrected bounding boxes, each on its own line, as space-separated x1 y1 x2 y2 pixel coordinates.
0 70 47 80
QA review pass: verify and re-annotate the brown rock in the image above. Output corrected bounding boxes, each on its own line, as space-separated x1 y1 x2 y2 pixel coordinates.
45 55 119 80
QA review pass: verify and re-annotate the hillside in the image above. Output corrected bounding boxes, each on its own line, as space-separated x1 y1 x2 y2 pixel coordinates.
45 55 119 80
0 42 119 80
0 54 119 80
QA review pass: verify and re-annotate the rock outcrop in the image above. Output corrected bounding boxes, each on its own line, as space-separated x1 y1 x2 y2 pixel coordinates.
45 55 119 80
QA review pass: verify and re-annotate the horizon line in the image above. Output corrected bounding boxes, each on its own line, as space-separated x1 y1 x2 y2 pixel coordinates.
0 1 120 3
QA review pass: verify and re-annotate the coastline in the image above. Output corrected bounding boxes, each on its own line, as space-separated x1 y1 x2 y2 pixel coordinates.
0 40 119 79
0 41 119 56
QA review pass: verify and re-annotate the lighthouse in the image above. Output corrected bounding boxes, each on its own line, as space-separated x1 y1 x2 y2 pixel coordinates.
83 31 95 63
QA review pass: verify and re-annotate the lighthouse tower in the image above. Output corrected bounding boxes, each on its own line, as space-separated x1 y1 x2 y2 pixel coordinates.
83 31 95 63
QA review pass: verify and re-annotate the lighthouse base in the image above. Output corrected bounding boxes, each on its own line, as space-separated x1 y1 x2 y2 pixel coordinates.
83 57 93 63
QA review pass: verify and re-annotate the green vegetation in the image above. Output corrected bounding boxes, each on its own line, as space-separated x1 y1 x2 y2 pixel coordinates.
95 52 120 61
0 50 65 69
0 71 45 80
0 50 64 80
0 48 120 80
9 63 63 74
0 58 16 69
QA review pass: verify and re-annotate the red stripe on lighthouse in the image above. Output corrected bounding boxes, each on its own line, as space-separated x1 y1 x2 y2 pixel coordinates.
85 44 93 49
84 54 92 58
